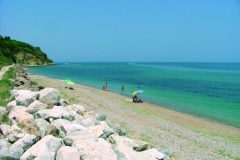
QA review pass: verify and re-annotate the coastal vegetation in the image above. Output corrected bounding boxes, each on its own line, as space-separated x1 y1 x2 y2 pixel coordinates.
0 66 14 125
0 36 53 68
0 67 15 106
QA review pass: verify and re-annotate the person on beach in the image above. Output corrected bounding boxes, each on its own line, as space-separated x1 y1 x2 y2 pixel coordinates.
103 82 109 91
121 84 124 93
132 95 143 103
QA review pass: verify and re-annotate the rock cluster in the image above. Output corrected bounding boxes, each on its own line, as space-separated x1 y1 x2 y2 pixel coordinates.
0 87 165 160
14 64 44 91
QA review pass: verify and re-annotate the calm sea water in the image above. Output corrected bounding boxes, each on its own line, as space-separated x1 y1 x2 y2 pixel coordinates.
27 63 240 128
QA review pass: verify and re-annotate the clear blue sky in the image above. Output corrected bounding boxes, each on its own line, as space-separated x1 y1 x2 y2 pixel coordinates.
1 0 240 62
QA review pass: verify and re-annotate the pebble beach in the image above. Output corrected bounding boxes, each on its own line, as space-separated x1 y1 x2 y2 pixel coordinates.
30 74 240 160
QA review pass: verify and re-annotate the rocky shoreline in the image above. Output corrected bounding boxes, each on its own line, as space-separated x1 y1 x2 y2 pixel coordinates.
0 65 165 160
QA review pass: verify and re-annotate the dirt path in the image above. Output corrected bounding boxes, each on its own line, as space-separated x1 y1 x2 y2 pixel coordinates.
0 65 11 80
31 75 240 160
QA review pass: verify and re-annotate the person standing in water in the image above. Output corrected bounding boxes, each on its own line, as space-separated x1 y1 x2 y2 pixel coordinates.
121 84 124 93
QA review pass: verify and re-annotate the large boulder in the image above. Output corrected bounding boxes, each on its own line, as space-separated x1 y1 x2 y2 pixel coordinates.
8 134 37 159
56 146 80 160
20 135 62 160
35 106 74 121
51 119 86 135
35 118 50 137
0 139 15 160
66 122 113 142
73 138 117 160
110 135 165 160
79 116 98 127
65 104 86 116
9 106 32 122
9 107 40 136
39 88 60 107
12 90 40 107
0 124 26 143
26 100 47 114
18 119 40 137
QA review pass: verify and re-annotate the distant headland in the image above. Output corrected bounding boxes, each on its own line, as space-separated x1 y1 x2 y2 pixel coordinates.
0 35 54 67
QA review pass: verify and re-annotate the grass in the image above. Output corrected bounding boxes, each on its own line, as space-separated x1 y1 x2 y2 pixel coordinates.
217 149 240 160
0 66 14 125
0 66 15 106
140 133 152 143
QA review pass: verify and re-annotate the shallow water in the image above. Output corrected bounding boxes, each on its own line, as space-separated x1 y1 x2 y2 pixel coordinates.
27 62 240 128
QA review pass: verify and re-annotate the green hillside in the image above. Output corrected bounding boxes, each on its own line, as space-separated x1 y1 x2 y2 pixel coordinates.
0 36 53 68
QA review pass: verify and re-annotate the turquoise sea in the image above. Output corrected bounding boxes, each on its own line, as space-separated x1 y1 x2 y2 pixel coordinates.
27 63 240 128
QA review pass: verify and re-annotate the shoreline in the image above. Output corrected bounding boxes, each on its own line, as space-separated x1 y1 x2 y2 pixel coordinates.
28 72 239 130
30 74 240 160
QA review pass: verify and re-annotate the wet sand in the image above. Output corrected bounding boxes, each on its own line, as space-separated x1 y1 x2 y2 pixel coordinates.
30 75 240 160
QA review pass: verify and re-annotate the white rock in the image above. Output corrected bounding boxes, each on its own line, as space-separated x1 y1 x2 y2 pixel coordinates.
0 124 26 143
35 118 50 137
8 125 26 143
8 106 40 136
66 122 113 142
0 124 11 136
7 100 17 108
26 100 47 114
56 146 80 160
65 104 86 115
51 119 86 135
10 134 37 150
8 134 37 159
0 139 12 159
73 138 117 160
111 135 165 160
9 106 32 122
20 135 62 160
36 106 74 121
72 114 84 124
14 90 40 107
79 116 97 127
39 88 60 106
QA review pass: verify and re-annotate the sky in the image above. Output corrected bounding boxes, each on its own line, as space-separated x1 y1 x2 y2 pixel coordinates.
0 0 240 62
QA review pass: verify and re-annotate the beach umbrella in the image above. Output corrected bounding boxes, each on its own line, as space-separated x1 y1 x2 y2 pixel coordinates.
132 90 144 96
64 79 75 85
